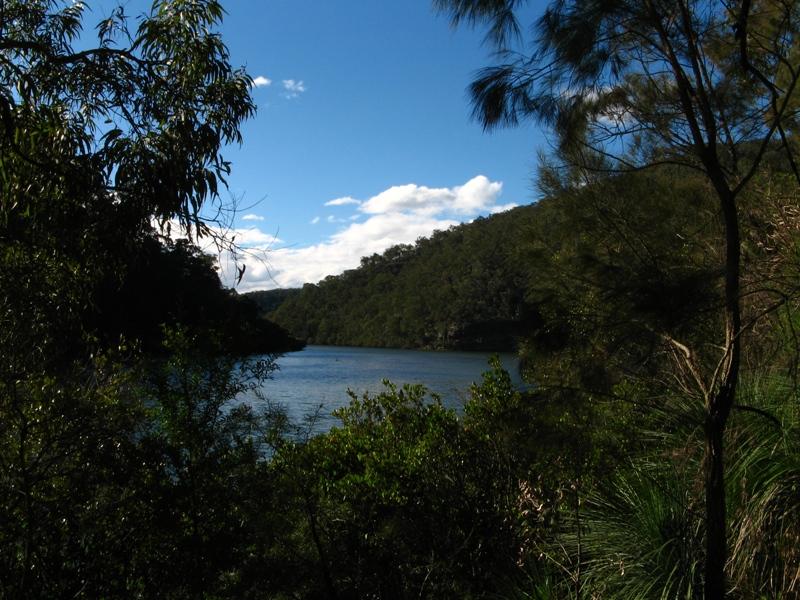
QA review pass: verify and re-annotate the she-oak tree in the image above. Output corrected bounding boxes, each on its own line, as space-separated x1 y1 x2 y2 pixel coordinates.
435 0 800 596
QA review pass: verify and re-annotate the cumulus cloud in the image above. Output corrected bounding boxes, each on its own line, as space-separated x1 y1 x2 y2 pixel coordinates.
359 183 448 216
325 196 361 207
489 202 518 214
452 175 504 213
241 213 265 221
221 212 460 292
282 79 306 98
211 175 510 292
252 75 272 88
230 228 281 247
310 216 320 225
359 175 502 216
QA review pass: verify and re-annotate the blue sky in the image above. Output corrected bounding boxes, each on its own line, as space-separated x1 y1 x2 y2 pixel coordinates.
144 0 548 290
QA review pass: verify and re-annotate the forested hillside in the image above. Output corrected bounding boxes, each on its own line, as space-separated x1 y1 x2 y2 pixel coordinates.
96 236 304 355
256 206 537 349
256 166 720 353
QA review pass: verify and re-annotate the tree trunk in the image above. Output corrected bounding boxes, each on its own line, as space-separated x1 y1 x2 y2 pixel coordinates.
704 183 741 600
704 410 727 600
304 493 339 600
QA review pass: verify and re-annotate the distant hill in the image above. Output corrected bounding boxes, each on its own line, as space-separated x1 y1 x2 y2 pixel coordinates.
245 166 729 354
93 236 305 356
247 204 544 351
245 288 302 315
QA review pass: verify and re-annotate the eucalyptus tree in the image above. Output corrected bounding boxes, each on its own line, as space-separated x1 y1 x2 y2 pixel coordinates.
435 0 800 596
0 0 256 361
0 1 256 595
0 0 254 236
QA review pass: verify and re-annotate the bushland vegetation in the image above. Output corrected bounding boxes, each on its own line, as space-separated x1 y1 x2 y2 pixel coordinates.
3 1 800 599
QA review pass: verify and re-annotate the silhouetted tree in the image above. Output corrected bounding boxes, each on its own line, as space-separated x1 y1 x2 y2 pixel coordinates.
0 2 259 596
435 0 800 595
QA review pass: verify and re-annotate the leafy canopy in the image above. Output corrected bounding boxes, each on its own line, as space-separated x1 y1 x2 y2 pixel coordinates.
436 0 800 186
0 0 255 236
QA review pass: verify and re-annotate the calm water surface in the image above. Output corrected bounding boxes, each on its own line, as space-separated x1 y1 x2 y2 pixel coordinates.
244 345 521 432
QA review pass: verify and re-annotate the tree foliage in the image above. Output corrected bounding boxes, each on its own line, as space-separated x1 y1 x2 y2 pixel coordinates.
434 0 800 595
1 0 254 233
0 2 276 597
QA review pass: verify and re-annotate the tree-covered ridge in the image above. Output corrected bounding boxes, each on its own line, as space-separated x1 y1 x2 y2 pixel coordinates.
262 205 539 350
260 166 720 353
246 287 302 315
93 234 304 355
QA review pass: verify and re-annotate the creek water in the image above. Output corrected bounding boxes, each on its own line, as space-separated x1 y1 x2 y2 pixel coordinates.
241 345 522 433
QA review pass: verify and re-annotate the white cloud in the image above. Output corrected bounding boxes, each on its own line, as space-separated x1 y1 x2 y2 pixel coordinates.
325 196 361 207
360 183 449 216
220 212 460 292
359 175 502 216
213 175 511 292
241 213 265 221
252 75 272 88
453 175 504 213
282 79 306 98
230 227 281 247
489 202 518 214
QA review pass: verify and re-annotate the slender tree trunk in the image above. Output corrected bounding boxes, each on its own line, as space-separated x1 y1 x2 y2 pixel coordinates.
304 493 339 600
10 379 33 595
704 410 727 599
704 183 741 600
574 482 582 600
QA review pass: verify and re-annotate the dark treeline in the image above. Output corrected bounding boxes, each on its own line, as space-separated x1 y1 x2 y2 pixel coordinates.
96 235 304 356
4 1 800 599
